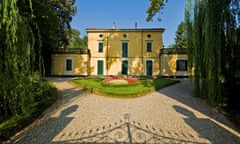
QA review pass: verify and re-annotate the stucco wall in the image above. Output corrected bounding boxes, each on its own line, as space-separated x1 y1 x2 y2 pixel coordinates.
51 53 88 76
160 54 188 77
87 29 163 76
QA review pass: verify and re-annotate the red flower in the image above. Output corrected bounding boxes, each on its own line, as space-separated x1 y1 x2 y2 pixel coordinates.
123 78 139 83
103 77 139 84
103 77 119 83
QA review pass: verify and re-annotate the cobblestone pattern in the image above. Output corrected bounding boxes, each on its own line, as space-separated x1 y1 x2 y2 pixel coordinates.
5 78 240 144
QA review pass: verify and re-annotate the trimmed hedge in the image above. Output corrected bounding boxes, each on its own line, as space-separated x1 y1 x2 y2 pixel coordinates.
71 78 180 98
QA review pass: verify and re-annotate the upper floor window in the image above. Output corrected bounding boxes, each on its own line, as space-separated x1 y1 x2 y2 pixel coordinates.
122 42 128 57
98 42 103 52
147 42 152 52
176 60 188 71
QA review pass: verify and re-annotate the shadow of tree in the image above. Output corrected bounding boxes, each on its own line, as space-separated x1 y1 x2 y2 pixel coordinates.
52 114 207 144
40 85 86 119
45 77 77 82
13 105 78 144
173 105 240 143
157 79 240 143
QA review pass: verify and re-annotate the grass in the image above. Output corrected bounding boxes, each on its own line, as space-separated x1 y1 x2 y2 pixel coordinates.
71 78 180 98
0 80 58 142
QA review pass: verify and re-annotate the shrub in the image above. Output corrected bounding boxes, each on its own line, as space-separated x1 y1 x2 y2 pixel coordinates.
72 78 179 98
0 80 57 142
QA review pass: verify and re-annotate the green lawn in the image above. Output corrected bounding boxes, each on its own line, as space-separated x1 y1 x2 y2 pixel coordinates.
71 78 180 98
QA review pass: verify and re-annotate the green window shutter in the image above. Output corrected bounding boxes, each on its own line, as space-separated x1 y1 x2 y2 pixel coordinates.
98 42 103 52
147 42 152 52
122 42 128 57
97 60 104 75
146 60 153 76
121 60 128 75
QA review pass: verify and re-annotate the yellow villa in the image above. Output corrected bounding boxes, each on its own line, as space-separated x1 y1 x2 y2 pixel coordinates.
51 26 188 77
87 27 164 76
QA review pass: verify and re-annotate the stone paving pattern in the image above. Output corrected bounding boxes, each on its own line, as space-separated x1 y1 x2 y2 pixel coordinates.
5 78 240 144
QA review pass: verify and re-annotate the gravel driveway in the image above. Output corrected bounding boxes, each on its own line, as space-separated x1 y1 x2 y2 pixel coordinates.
6 77 240 144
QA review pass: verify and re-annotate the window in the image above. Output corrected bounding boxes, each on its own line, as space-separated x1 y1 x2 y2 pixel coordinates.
147 42 152 52
98 42 103 52
176 60 188 71
122 42 128 57
66 59 72 71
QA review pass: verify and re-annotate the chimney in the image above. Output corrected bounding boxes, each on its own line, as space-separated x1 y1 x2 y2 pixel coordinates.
135 22 138 29
112 22 116 29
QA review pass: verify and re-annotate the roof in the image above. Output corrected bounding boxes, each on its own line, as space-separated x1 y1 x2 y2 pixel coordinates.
86 28 165 33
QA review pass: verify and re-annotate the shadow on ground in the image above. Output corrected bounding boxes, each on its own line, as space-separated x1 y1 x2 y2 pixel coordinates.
9 78 239 144
13 105 78 144
173 105 240 143
158 79 240 143
51 114 206 144
45 77 79 83
41 77 87 118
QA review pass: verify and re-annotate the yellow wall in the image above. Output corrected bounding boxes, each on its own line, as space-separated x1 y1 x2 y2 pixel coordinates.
51 28 189 77
160 54 188 76
51 53 88 76
87 28 164 76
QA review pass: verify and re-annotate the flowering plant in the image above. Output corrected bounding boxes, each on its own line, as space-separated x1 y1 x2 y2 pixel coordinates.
102 77 139 85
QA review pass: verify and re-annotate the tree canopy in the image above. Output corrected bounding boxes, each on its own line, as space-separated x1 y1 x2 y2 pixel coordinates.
167 21 187 48
174 21 187 48
147 0 240 112
0 0 77 117
146 0 168 21
1 0 38 116
186 0 240 111
68 29 88 49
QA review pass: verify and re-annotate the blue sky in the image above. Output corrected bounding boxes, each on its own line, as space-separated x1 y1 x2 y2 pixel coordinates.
71 0 187 47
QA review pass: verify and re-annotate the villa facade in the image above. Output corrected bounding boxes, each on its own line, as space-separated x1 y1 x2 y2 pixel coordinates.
51 27 188 77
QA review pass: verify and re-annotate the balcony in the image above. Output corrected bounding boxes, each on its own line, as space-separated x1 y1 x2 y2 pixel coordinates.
53 48 89 54
160 48 187 54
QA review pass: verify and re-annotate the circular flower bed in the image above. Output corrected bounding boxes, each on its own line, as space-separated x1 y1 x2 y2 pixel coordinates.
102 77 139 86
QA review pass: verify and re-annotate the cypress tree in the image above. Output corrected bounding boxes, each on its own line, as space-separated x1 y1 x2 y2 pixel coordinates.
0 0 41 116
186 0 239 108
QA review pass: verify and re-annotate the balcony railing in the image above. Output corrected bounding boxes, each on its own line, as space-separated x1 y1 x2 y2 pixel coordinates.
160 48 187 54
53 48 89 54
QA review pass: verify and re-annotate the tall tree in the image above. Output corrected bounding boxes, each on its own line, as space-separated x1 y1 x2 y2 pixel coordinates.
47 0 76 74
0 0 77 116
26 0 77 75
52 0 77 49
147 0 240 112
68 29 88 49
146 0 168 21
185 0 240 109
174 21 187 48
30 0 60 75
0 0 41 116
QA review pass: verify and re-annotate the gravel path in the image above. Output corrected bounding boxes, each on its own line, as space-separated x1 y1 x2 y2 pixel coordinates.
6 77 240 144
